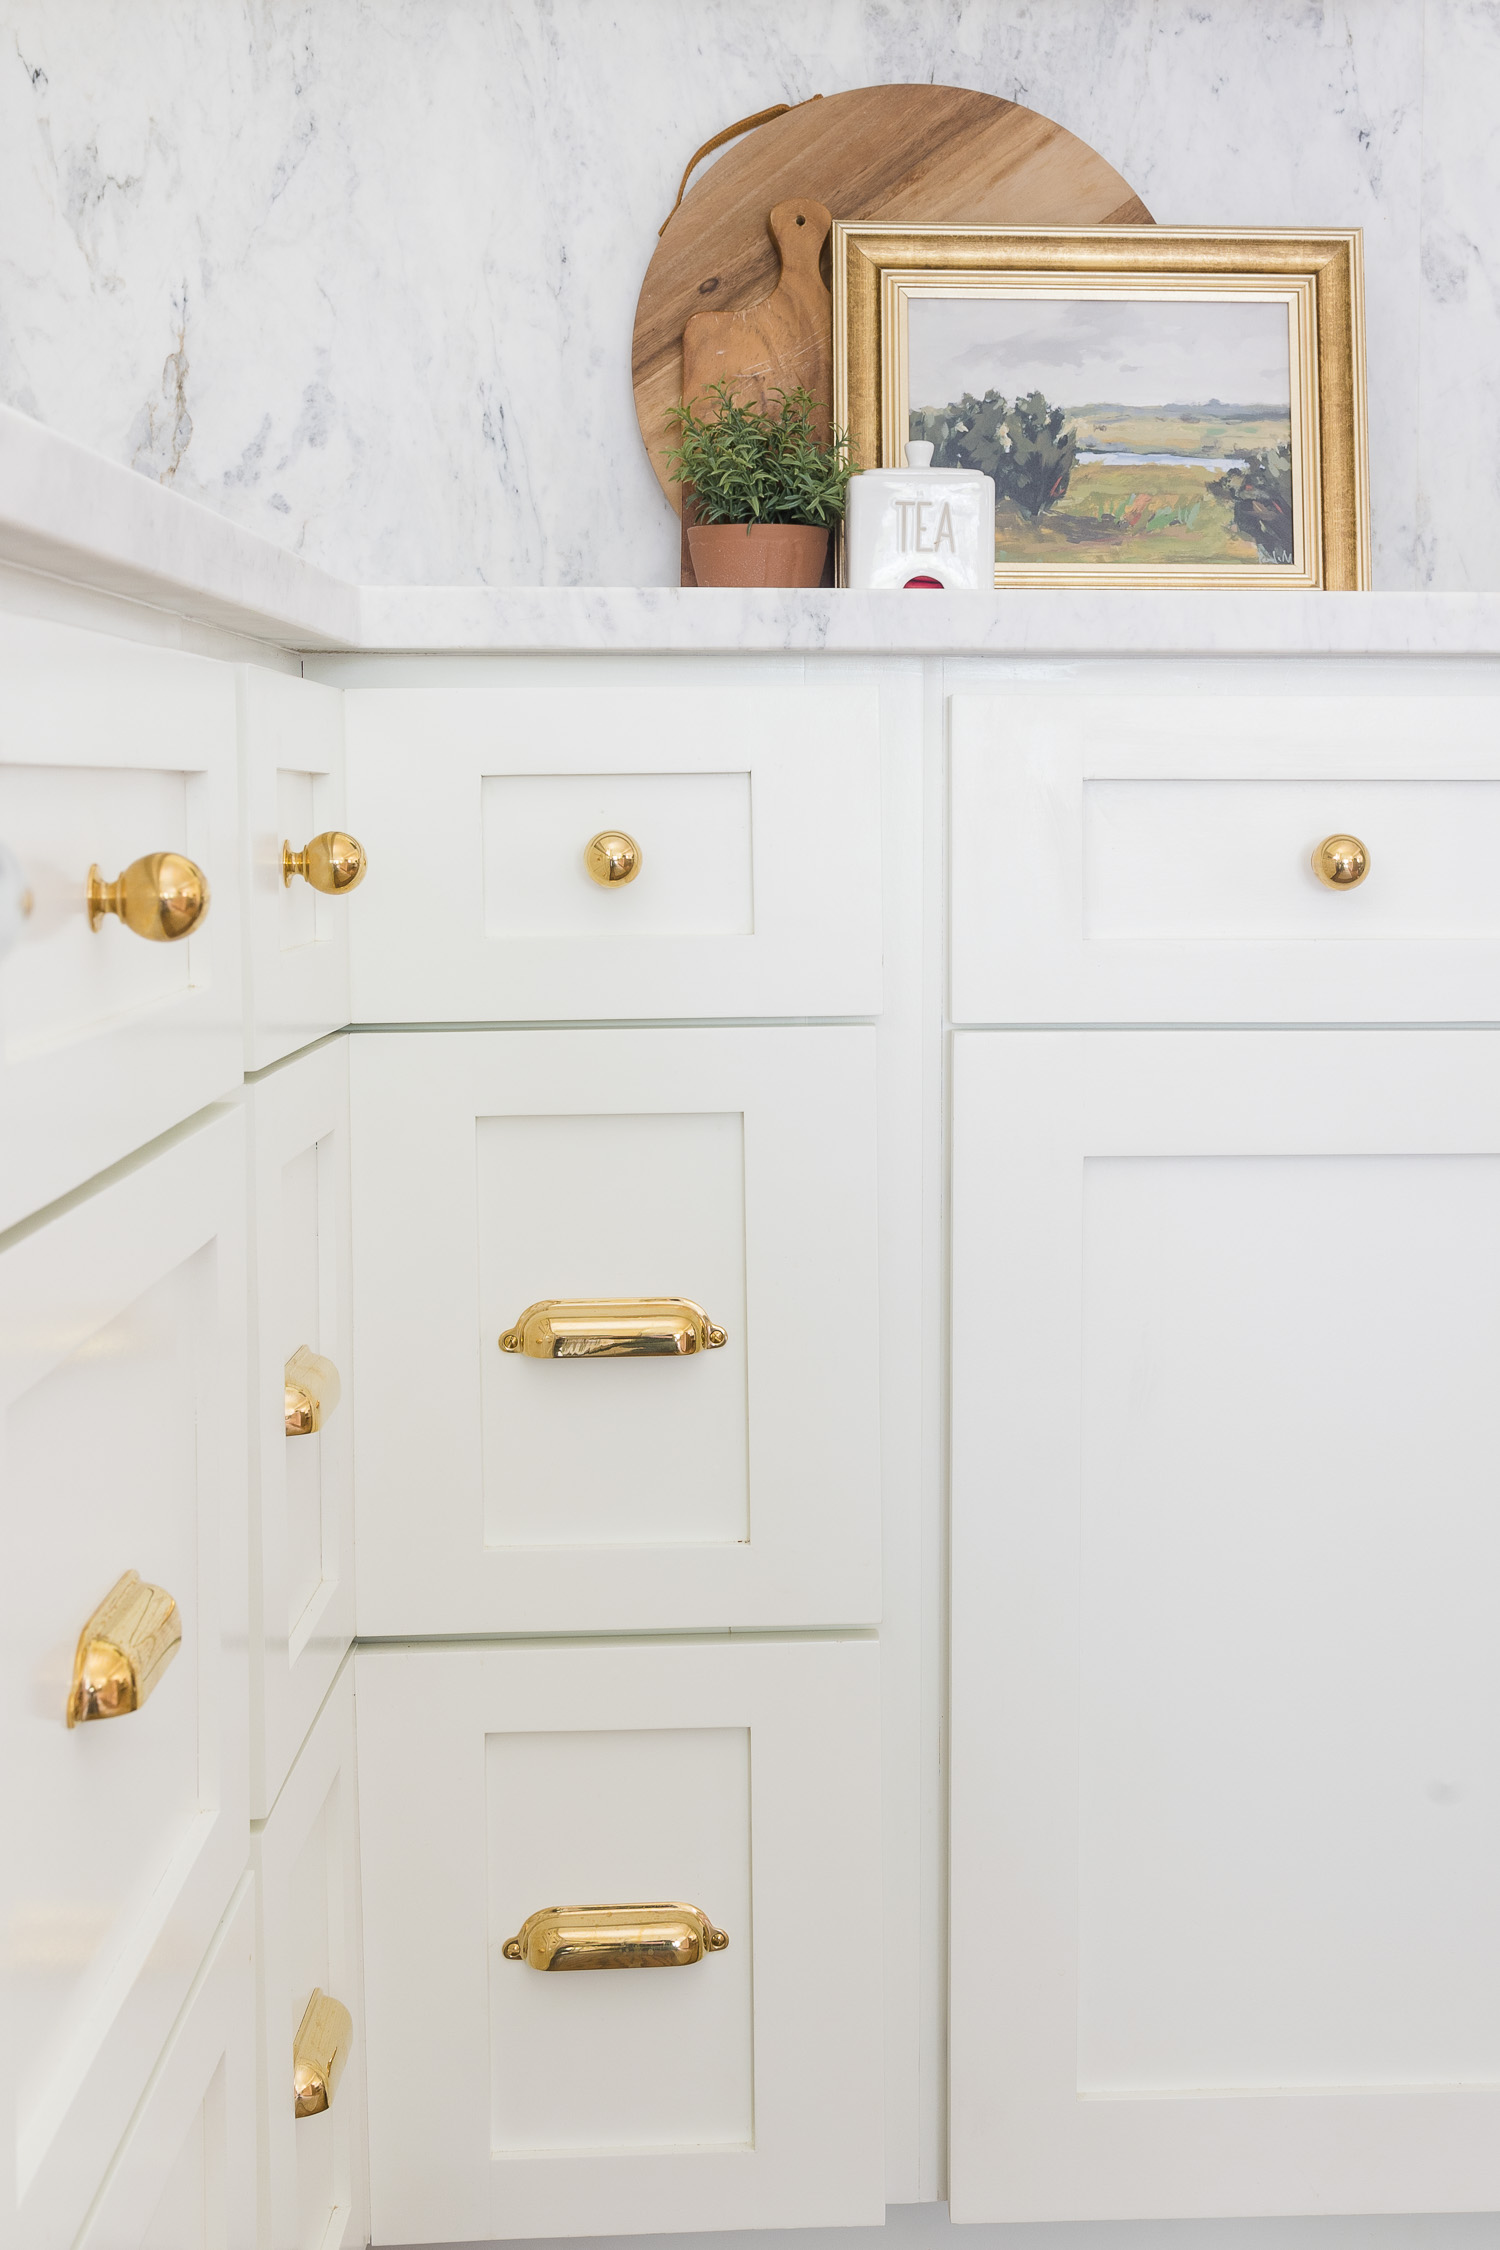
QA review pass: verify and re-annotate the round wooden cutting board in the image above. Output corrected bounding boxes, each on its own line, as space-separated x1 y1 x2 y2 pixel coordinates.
633 83 1152 510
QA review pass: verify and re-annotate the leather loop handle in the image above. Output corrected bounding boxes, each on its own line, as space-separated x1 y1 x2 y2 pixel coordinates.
659 94 823 236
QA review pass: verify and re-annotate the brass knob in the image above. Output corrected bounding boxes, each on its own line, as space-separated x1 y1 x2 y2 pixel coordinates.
293 1989 353 2117
584 831 641 886
285 1345 341 1435
87 853 210 940
282 831 367 895
67 1571 181 1726
1312 834 1370 888
502 1903 729 1971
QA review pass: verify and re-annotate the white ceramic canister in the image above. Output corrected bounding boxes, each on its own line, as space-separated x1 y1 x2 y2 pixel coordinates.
843 441 996 590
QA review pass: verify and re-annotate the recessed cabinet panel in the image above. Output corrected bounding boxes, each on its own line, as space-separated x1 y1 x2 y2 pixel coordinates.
0 614 241 1228
0 1111 248 2250
950 1030 1500 2221
247 1040 354 1817
356 1636 883 2243
239 670 353 1071
344 679 882 1020
253 1658 367 2250
950 694 1500 1023
74 1878 257 2250
350 1028 880 1634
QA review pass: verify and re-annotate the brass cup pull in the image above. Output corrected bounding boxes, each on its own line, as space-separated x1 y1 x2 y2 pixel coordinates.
1312 833 1370 888
285 1345 341 1436
503 1902 729 1971
293 1988 353 2117
87 852 210 940
584 830 642 886
499 1296 728 1359
67 1571 181 1727
282 831 368 895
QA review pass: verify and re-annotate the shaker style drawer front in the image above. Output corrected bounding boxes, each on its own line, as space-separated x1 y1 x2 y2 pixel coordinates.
950 1030 1500 2221
356 1636 883 2244
74 1878 258 2250
349 1027 881 1635
253 1657 367 2250
247 1039 354 1817
0 1110 248 2250
950 693 1500 1024
344 676 882 1021
0 614 241 1229
240 669 361 1071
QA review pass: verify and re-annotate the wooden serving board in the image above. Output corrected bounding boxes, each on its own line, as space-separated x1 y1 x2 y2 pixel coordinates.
633 83 1152 516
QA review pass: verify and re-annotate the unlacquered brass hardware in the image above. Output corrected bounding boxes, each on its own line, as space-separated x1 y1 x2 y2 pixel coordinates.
499 1297 728 1358
284 1345 341 1435
87 853 210 940
502 1902 729 1971
584 831 642 887
293 1988 353 2117
66 1571 181 1727
1312 833 1370 888
282 831 367 895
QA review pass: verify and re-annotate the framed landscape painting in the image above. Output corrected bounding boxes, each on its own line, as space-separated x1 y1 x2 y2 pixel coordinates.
833 226 1368 589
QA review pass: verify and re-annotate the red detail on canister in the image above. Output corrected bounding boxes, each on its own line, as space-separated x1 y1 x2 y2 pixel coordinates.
903 575 944 589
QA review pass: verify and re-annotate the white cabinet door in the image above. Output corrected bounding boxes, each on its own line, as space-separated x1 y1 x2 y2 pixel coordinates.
951 1029 1500 2220
239 670 355 1071
75 1878 257 2250
349 1028 880 1634
344 676 882 1021
253 1657 367 2250
247 1040 354 1817
356 1635 883 2244
0 1109 249 2250
950 693 1500 1024
0 614 241 1228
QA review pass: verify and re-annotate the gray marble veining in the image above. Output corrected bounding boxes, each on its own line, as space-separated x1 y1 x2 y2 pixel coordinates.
0 1 1487 589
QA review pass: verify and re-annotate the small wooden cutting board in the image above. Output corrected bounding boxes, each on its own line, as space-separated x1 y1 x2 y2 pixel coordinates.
680 195 833 433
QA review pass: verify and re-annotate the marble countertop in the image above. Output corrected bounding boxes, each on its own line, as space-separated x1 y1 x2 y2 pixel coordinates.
6 404 1500 660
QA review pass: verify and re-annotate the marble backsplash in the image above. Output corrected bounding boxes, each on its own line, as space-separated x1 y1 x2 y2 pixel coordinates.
0 0 1493 591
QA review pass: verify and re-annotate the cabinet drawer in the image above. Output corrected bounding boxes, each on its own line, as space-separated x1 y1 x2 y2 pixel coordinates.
951 1030 1500 2219
1 1111 248 2250
356 1635 883 2244
0 615 241 1228
951 693 1500 1023
253 1657 367 2250
75 1878 257 2250
247 1040 354 1817
344 676 882 1021
240 670 359 1071
349 1027 880 1634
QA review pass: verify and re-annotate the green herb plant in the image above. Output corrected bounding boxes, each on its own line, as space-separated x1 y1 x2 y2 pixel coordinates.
665 381 857 527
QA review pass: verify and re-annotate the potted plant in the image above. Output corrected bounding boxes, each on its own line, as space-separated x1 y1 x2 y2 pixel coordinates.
665 382 856 587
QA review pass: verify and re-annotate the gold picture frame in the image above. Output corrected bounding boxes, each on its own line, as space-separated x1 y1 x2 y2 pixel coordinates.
832 224 1369 589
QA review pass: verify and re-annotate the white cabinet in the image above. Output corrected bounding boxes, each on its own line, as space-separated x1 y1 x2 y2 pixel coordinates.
75 1878 258 2250
355 1635 883 2244
0 615 242 1227
349 1027 881 1634
950 693 1500 1024
0 1109 249 2250
247 1040 354 1817
253 1658 367 2250
239 670 357 1071
344 677 882 1022
950 1028 1500 2220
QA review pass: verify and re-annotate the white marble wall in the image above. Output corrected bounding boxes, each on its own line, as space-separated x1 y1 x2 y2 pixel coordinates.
0 0 1490 589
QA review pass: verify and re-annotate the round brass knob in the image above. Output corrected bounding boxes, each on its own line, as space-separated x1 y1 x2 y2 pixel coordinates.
283 831 367 895
584 831 642 887
87 852 210 940
1312 834 1370 889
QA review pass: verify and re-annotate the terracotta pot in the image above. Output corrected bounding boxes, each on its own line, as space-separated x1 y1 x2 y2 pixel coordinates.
686 522 830 588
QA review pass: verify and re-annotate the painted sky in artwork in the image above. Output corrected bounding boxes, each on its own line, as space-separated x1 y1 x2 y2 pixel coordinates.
907 295 1292 411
